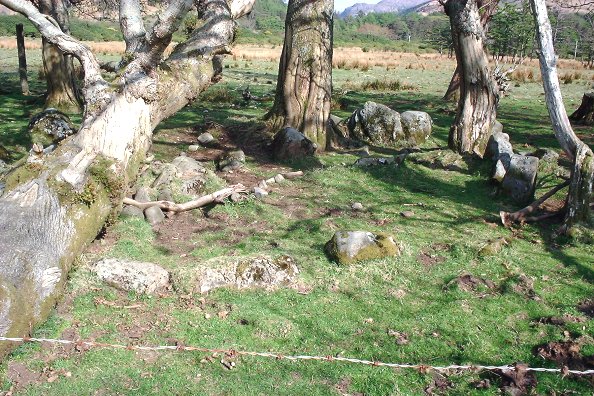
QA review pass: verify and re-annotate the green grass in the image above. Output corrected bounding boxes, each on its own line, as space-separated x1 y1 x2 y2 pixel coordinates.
0 48 593 395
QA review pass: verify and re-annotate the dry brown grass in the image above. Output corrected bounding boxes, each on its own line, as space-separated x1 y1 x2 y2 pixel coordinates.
0 39 590 80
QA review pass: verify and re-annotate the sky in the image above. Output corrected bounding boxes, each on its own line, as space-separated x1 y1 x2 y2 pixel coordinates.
334 0 381 12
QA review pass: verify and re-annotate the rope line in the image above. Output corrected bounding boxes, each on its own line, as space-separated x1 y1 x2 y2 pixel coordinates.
1 336 593 376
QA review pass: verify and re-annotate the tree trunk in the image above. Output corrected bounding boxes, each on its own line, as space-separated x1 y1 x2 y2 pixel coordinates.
445 0 499 158
265 0 333 150
16 23 29 95
529 0 593 231
443 64 460 101
0 0 253 357
38 0 81 112
443 0 498 102
569 92 594 125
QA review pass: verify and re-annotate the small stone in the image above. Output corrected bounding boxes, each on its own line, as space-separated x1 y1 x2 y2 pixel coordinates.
354 156 395 166
145 206 165 225
258 180 268 189
188 145 200 152
265 177 276 184
400 211 414 218
351 202 364 211
253 187 268 199
325 231 400 265
120 204 144 219
274 174 285 183
197 133 215 144
143 154 155 164
230 192 242 202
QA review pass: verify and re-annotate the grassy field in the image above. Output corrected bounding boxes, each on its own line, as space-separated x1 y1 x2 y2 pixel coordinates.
0 43 593 395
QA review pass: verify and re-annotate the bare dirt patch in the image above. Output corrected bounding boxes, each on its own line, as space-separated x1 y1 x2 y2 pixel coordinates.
493 364 537 396
534 341 594 370
447 273 496 295
577 299 594 318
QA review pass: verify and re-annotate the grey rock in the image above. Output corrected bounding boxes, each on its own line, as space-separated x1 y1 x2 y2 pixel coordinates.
198 133 214 144
501 154 539 204
188 145 200 152
0 182 5 197
253 187 268 199
145 206 165 225
258 180 269 189
347 101 403 146
400 210 414 218
134 187 151 202
351 202 364 211
230 192 242 202
270 127 317 161
28 109 75 147
120 204 144 219
158 188 173 202
172 155 205 176
93 258 170 294
273 174 285 183
491 120 504 135
487 131 514 182
152 163 179 189
354 156 395 166
534 148 560 164
183 255 299 293
218 150 246 171
486 131 514 162
400 111 432 144
325 231 400 265
143 154 155 164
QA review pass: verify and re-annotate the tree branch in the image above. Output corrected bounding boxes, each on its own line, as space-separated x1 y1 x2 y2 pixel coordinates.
0 0 111 115
119 0 147 56
500 180 570 226
123 184 247 213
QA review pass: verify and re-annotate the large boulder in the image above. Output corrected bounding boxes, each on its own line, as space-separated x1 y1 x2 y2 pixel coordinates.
347 101 403 146
325 231 400 265
270 127 317 161
27 109 76 147
93 258 170 294
501 154 539 205
400 111 432 144
175 255 299 293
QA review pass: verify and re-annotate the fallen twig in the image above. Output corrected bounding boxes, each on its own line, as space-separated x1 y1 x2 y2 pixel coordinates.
500 180 570 226
123 184 247 213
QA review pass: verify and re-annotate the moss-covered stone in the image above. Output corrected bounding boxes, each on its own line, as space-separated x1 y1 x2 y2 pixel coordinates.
325 231 400 265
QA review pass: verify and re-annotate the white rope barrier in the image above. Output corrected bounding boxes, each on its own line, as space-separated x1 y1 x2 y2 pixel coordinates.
1 336 593 376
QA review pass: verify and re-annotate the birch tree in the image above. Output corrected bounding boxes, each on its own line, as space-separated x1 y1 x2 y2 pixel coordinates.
529 0 593 231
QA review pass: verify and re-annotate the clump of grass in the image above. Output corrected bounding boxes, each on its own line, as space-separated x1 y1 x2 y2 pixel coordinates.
344 78 417 92
199 86 235 103
560 71 583 84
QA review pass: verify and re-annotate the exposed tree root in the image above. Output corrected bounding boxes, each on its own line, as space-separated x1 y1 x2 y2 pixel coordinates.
500 180 570 226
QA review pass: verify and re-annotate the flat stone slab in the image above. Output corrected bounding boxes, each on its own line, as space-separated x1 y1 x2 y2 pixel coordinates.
176 255 299 294
93 258 170 294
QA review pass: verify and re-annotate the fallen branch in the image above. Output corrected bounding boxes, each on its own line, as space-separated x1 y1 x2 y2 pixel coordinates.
123 184 247 213
500 180 570 226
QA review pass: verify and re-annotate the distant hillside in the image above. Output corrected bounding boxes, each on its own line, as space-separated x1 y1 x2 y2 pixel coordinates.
340 0 430 17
